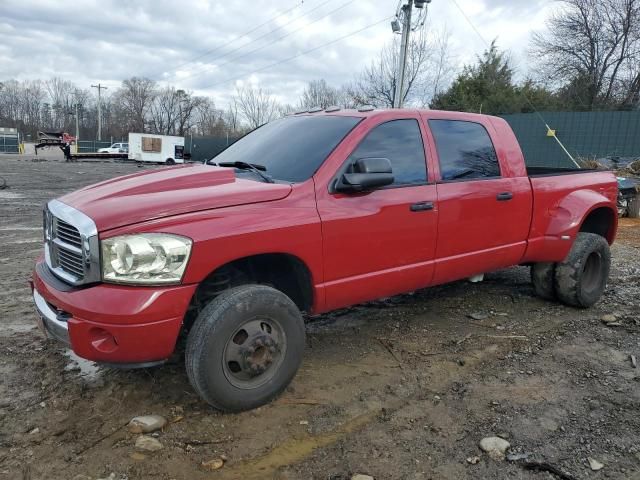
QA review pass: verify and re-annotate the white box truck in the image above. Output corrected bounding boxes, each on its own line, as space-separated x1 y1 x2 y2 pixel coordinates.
128 133 185 164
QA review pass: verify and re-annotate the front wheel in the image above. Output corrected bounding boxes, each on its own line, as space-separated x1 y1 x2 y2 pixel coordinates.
554 232 611 308
166 158 175 165
185 285 305 412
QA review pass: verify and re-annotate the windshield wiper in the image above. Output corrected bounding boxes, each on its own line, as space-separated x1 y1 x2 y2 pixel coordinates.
218 161 274 184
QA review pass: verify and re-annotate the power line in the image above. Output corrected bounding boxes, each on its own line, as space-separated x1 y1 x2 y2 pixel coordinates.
448 0 580 167
147 0 305 81
197 15 393 91
169 0 355 85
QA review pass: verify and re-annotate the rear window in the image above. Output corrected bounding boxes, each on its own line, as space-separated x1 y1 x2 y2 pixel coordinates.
429 120 500 181
212 115 362 183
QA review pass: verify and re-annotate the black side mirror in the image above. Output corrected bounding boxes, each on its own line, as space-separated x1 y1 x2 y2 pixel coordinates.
335 157 394 193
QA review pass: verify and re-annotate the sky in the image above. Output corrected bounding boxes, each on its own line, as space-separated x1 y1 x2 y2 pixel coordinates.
0 0 552 108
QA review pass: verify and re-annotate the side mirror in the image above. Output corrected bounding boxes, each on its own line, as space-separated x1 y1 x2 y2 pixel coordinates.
335 157 394 193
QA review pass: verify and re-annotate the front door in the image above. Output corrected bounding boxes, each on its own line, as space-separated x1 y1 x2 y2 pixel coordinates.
315 116 438 311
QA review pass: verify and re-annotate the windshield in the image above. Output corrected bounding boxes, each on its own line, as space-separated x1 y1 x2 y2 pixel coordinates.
211 115 361 183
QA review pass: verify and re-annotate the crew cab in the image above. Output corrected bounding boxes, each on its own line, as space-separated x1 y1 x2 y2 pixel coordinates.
31 108 618 411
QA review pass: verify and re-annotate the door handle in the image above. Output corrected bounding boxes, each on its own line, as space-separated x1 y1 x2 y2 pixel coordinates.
410 201 435 212
496 192 513 201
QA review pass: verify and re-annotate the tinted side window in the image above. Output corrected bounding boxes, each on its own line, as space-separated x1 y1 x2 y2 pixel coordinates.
348 119 427 186
428 120 500 181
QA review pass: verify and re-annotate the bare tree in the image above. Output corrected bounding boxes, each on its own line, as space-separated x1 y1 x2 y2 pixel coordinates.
298 79 341 109
194 99 227 136
45 77 75 129
176 92 206 136
418 27 456 107
225 99 242 135
346 26 454 108
113 77 157 132
233 85 279 129
531 0 640 108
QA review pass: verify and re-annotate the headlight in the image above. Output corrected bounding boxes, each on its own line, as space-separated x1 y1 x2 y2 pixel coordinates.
101 233 192 284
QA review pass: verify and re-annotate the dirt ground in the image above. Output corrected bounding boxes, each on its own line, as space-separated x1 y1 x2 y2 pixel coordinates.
0 154 639 480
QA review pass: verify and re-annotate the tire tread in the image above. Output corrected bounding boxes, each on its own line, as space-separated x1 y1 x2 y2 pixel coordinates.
554 232 610 308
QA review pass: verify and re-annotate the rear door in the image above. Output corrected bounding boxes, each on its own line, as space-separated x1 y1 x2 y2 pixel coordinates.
315 114 438 310
424 117 533 284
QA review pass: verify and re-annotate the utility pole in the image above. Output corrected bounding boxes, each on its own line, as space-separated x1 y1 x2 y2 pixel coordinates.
91 83 108 141
393 0 413 109
74 103 80 153
392 0 430 108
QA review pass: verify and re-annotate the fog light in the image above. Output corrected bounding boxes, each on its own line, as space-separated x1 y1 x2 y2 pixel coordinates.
89 328 118 353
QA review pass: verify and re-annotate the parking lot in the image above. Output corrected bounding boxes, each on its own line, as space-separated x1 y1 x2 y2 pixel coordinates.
1 154 639 480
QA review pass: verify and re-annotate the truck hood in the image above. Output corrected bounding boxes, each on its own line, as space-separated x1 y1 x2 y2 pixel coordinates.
59 164 292 231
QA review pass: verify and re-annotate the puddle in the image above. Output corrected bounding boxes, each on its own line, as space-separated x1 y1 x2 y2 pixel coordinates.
64 350 102 382
219 409 382 479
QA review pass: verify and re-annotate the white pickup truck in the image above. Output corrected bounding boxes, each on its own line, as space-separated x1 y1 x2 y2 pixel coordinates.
98 142 129 154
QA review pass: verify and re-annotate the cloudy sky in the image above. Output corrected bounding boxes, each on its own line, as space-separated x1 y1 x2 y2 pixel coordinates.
0 0 551 107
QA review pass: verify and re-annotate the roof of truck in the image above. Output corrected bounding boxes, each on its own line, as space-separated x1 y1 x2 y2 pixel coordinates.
290 107 501 122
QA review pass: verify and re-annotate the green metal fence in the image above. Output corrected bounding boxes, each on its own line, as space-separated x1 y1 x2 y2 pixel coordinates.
77 140 123 153
0 134 19 153
189 136 239 163
500 111 640 168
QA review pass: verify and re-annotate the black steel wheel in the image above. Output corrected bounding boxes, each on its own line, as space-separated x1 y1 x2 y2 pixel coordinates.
222 317 286 389
186 284 305 412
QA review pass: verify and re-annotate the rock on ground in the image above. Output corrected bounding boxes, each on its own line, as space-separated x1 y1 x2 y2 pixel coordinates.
588 457 604 471
202 458 225 470
128 415 167 434
135 435 163 452
479 436 511 460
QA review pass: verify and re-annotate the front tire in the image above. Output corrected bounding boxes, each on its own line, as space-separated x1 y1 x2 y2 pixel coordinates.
185 285 305 412
554 232 610 308
166 158 175 165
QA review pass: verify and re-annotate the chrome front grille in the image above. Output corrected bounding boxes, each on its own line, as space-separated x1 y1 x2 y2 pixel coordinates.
44 199 100 286
55 219 82 248
57 246 84 277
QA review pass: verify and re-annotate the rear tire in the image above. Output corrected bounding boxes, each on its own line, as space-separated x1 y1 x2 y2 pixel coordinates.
166 158 175 165
185 285 305 412
554 232 610 308
531 262 556 300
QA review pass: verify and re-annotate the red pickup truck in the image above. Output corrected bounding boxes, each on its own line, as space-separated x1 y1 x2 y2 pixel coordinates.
32 108 618 411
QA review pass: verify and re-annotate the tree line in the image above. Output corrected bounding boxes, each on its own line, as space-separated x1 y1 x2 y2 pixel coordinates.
433 0 640 114
1 0 638 142
0 24 453 141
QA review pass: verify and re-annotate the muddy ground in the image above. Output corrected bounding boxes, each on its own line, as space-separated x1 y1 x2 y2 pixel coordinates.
0 154 639 480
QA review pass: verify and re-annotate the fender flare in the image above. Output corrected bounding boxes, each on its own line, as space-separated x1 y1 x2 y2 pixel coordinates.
546 189 617 243
524 189 617 263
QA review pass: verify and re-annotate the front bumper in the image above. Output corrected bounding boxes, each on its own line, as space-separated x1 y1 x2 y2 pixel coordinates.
32 262 197 364
33 288 71 346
